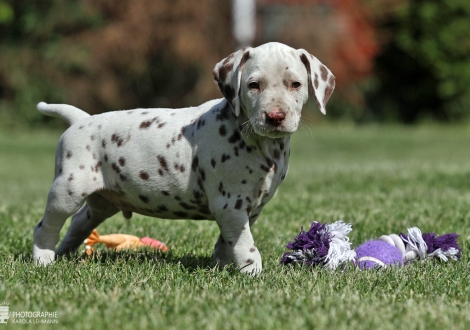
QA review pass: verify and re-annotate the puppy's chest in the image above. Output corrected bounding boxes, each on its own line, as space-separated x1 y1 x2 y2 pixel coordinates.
204 136 290 213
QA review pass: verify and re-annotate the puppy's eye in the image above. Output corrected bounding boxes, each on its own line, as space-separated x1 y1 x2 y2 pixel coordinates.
291 82 301 89
249 82 260 90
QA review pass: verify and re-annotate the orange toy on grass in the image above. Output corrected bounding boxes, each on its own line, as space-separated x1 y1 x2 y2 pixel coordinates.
84 229 168 255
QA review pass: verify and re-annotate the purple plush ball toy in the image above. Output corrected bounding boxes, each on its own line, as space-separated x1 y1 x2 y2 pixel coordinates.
355 240 404 269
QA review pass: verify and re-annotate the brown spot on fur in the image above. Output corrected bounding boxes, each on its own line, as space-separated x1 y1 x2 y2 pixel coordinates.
180 202 197 210
157 205 168 212
323 75 335 104
216 103 232 121
221 154 231 163
228 131 241 144
199 168 206 181
191 156 199 171
246 259 254 264
300 53 311 88
140 121 152 129
139 195 149 204
112 163 121 174
111 133 125 147
94 161 102 173
157 155 169 172
260 164 270 172
196 119 205 130
68 174 74 181
240 51 251 68
66 151 72 159
320 65 328 81
139 171 149 180
218 62 233 83
234 199 243 210
223 85 235 102
174 164 185 172
118 157 126 167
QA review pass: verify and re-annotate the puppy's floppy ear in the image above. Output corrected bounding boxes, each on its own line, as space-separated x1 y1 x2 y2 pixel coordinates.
213 47 252 117
298 50 335 115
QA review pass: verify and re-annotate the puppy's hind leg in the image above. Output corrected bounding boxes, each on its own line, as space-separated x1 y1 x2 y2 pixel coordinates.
33 178 87 265
56 193 119 256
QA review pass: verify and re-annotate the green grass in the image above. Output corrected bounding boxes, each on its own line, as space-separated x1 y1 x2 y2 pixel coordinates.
1 124 470 329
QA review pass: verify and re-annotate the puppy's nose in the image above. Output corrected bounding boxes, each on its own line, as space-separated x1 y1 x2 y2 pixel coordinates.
266 109 286 126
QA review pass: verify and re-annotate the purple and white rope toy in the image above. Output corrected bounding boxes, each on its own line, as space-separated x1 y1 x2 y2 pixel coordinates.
281 220 462 270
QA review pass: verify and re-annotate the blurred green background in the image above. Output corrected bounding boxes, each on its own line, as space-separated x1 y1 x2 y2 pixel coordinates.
0 0 469 128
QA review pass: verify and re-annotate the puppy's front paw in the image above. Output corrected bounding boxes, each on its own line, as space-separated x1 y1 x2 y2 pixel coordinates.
238 252 262 276
231 244 262 276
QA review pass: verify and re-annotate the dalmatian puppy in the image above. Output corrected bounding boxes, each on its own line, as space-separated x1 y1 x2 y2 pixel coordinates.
33 42 335 274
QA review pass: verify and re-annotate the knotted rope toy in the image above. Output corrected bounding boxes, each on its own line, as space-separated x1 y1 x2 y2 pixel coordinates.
84 229 168 255
281 220 461 269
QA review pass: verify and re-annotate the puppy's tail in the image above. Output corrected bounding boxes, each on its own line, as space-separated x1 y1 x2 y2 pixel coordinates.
37 102 90 126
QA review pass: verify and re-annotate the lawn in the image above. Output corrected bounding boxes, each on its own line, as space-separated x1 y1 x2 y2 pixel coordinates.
1 124 470 329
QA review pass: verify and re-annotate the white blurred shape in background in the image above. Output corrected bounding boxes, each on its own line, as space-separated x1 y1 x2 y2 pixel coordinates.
232 0 256 47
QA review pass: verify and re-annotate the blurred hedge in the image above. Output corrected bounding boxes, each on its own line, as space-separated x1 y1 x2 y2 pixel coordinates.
0 0 232 128
365 0 470 123
1 0 470 127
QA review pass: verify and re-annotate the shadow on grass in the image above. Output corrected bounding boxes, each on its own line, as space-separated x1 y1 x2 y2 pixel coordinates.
12 249 218 273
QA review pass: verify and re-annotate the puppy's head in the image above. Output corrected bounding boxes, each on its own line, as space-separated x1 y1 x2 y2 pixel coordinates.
213 42 335 138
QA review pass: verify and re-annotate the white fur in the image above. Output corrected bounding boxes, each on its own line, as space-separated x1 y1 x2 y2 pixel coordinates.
33 42 335 275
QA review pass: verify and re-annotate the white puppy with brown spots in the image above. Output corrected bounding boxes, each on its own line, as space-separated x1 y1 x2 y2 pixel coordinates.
33 42 335 274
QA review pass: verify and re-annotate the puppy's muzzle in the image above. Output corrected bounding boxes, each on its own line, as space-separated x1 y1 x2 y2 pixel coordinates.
265 108 286 126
